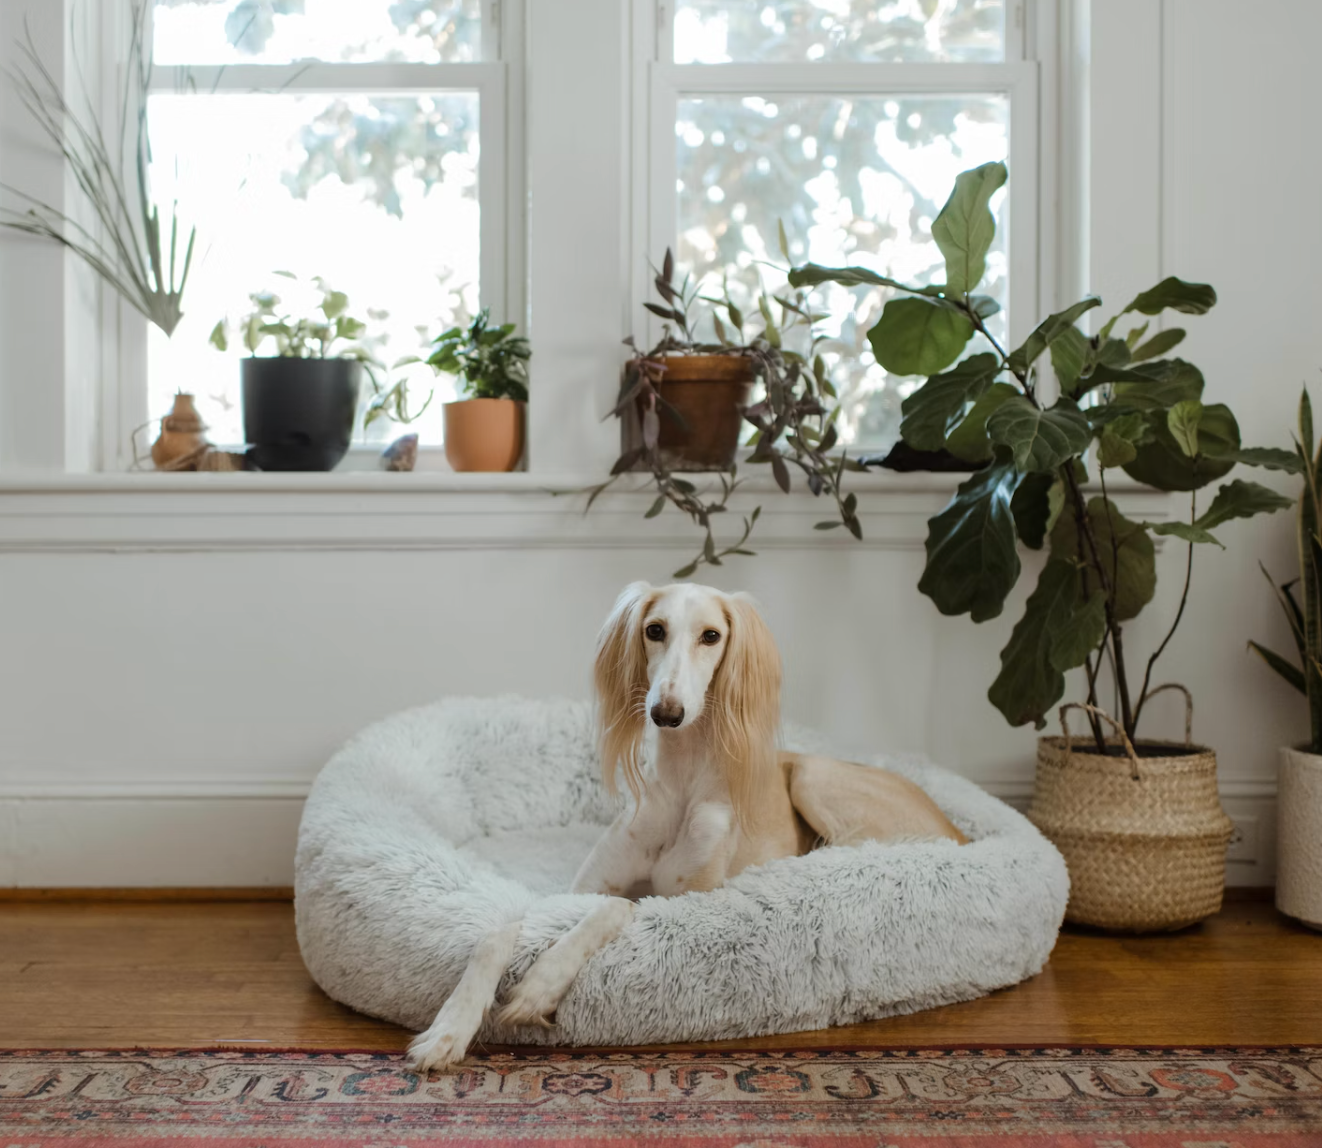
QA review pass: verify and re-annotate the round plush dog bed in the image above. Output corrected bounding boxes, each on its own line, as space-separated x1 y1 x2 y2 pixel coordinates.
295 696 1068 1046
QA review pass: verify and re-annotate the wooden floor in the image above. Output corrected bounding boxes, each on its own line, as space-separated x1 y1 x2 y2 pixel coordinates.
1 894 1318 1051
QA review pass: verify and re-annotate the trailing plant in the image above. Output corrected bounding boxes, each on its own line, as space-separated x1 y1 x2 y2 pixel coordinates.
0 1 195 336
1250 387 1319 753
210 274 428 428
421 309 530 401
592 244 865 580
790 160 1293 748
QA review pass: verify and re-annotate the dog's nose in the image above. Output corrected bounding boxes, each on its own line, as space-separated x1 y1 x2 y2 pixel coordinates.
650 702 684 728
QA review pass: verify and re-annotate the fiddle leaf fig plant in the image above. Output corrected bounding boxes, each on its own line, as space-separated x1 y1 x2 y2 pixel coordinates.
791 160 1293 747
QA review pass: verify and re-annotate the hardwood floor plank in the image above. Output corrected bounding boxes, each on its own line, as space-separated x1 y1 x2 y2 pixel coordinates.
1 899 1318 1050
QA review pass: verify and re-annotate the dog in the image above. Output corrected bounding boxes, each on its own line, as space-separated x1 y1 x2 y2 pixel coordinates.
407 581 966 1071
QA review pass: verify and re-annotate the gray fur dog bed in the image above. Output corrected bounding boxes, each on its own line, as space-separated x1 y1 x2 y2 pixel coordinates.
295 696 1069 1046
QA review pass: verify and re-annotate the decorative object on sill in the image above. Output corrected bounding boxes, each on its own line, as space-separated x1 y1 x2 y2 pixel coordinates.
0 1 195 337
150 393 210 470
380 433 419 472
1030 696 1232 931
1249 385 1322 930
407 309 529 473
195 449 248 472
588 246 864 580
794 161 1292 930
211 275 388 472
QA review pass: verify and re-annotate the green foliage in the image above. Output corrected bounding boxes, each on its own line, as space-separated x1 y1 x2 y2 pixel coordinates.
791 161 1290 743
1252 386 1322 752
211 274 384 361
422 309 530 402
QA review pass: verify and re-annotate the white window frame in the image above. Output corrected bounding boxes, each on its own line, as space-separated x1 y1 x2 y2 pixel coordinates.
104 0 524 470
631 0 1052 369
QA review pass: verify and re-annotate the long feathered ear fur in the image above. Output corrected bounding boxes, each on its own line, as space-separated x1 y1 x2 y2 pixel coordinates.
709 591 782 828
594 581 653 803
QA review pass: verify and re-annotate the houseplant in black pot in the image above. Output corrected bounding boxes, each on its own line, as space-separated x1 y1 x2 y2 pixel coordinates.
792 160 1294 931
210 275 385 471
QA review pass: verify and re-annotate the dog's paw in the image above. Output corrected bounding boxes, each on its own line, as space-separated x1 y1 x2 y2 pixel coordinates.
495 982 560 1030
407 1027 469 1073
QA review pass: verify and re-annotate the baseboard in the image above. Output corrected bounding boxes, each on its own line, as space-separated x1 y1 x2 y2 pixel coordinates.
0 886 294 901
0 783 1279 888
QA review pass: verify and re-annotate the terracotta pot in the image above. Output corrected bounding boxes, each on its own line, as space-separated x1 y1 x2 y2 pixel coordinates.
1028 699 1232 932
640 354 754 471
1277 746 1322 930
151 393 209 470
444 398 525 472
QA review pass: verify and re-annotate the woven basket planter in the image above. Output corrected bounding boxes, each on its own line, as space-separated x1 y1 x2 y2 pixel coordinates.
1028 697 1233 933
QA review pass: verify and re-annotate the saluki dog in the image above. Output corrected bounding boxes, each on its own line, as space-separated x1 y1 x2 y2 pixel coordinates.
408 581 966 1070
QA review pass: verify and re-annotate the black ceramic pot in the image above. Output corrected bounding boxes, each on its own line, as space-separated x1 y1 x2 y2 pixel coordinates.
241 358 362 472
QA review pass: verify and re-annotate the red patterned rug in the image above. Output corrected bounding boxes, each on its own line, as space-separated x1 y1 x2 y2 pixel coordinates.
2 1046 1320 1146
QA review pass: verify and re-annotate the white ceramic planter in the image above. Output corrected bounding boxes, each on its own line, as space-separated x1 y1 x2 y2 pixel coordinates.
1277 746 1322 930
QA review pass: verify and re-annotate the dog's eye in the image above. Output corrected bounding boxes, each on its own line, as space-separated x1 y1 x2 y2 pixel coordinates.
700 629 722 645
645 623 666 642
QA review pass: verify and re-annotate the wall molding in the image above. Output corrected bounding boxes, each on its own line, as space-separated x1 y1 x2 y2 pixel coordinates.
0 471 1172 553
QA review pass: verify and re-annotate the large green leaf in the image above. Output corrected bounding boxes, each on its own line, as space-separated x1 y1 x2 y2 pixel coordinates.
869 296 975 376
945 382 1020 463
931 160 1006 297
787 263 910 292
1051 497 1156 621
919 459 1022 622
1122 402 1239 491
1050 325 1090 396
898 352 1000 451
1129 327 1186 363
1203 446 1304 474
1108 358 1206 410
1150 520 1223 547
1011 472 1056 549
986 396 1094 473
1007 297 1101 376
1196 479 1294 530
987 557 1105 728
1124 277 1217 316
1167 399 1204 458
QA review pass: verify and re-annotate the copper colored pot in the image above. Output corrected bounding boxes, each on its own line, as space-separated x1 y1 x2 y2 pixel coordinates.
443 398 525 472
643 354 754 471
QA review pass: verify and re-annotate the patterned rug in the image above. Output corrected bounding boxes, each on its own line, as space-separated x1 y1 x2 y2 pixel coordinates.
2 1046 1320 1146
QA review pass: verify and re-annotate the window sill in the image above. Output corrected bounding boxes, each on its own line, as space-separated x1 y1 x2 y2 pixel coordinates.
0 468 1173 554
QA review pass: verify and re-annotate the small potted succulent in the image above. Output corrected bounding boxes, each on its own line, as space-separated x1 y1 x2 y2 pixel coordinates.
210 274 387 471
1250 385 1322 930
419 309 530 472
794 161 1293 932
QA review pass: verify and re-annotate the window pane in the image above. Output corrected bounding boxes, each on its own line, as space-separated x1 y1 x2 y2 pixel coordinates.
147 92 479 447
676 93 1008 448
675 0 1005 64
152 0 483 66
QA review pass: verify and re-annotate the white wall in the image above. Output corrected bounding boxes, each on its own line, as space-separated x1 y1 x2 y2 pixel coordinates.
1 0 1317 886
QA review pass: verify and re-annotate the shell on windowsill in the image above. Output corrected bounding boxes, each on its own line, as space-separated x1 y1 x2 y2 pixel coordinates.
380 433 419 472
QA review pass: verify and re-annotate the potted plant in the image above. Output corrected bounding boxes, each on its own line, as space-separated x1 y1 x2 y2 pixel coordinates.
793 160 1293 931
420 310 530 472
1250 386 1322 930
210 275 386 471
590 244 866 578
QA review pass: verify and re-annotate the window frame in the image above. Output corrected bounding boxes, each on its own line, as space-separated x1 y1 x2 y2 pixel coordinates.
109 0 523 469
631 0 1050 432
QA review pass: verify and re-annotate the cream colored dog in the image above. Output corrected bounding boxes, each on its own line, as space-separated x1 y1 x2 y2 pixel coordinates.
408 581 965 1071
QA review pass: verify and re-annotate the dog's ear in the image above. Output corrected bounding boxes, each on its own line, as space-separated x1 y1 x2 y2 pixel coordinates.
711 592 782 823
593 581 653 800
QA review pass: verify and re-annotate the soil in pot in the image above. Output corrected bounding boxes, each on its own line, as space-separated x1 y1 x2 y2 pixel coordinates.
443 398 525 472
638 354 754 471
242 358 361 472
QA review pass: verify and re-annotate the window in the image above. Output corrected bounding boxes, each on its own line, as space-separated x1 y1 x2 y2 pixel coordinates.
645 0 1037 448
145 0 513 448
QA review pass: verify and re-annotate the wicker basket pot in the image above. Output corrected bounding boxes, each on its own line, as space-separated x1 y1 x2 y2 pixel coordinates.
1028 698 1233 932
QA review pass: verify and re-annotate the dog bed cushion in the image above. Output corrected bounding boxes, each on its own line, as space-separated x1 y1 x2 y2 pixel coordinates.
295 696 1069 1046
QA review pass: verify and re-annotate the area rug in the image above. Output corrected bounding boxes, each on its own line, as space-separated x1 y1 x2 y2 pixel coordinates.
2 1046 1320 1146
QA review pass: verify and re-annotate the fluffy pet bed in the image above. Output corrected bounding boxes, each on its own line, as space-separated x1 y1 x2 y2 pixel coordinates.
295 696 1068 1046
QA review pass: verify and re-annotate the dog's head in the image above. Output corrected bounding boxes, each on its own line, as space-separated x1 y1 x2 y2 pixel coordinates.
593 581 781 807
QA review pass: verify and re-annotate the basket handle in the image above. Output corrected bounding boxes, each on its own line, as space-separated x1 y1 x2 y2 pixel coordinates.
1059 703 1141 781
1139 682 1194 745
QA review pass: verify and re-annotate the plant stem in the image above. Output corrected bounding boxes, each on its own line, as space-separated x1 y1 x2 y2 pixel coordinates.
1132 490 1197 730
